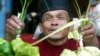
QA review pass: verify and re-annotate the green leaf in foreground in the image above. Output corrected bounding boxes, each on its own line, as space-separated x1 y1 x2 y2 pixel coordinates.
0 38 14 56
12 38 40 56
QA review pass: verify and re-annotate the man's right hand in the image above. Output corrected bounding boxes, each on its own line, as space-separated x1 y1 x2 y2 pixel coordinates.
5 15 25 41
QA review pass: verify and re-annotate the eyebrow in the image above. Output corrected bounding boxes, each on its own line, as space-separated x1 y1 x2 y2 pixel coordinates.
43 13 52 18
57 12 67 17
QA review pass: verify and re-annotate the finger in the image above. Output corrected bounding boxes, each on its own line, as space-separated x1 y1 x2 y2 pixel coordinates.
6 23 16 33
6 26 16 36
7 18 21 29
11 15 23 26
81 23 93 31
11 15 25 30
81 27 95 36
83 34 95 43
20 23 25 30
6 29 16 36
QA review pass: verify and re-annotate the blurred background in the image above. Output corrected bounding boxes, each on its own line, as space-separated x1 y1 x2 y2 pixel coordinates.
0 0 12 38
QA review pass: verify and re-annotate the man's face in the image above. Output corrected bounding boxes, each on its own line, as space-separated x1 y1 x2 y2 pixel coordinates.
41 10 70 40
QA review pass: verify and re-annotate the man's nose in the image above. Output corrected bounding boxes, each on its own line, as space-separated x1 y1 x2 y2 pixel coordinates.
51 20 58 26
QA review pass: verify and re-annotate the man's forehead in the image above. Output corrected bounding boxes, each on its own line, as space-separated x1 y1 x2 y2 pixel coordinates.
44 10 68 15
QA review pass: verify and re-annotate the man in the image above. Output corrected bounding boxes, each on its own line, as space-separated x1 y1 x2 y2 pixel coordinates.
6 0 99 56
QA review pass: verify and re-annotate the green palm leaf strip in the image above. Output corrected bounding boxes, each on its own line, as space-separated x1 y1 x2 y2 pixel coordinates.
16 0 32 37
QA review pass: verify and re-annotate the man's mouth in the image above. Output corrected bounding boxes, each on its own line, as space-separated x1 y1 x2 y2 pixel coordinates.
49 29 61 34
50 29 56 32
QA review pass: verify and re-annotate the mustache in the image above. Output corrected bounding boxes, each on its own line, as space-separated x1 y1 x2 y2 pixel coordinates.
49 27 61 31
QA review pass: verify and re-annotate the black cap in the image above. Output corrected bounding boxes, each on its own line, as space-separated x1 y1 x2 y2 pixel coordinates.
38 0 75 19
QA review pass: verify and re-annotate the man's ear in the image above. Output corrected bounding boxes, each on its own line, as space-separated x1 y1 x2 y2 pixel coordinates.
40 23 43 33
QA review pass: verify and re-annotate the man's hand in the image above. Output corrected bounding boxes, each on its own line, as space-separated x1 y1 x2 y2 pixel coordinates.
5 15 25 41
81 23 99 47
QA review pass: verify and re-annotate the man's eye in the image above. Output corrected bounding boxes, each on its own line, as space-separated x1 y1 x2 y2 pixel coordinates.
45 18 51 21
58 16 64 20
